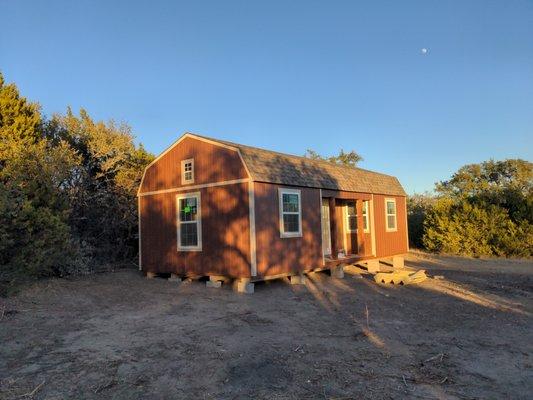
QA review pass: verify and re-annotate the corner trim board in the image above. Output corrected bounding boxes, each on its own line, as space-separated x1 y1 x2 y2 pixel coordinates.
249 181 257 276
370 194 376 256
319 189 325 266
404 197 409 252
138 196 142 270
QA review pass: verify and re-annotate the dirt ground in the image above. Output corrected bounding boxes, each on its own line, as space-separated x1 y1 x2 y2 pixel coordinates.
1 252 532 399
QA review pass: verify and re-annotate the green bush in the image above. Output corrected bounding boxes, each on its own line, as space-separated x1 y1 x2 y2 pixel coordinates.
418 159 532 258
407 193 434 249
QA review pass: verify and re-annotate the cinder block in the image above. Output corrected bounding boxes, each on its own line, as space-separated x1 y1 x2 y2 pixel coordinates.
331 265 345 279
206 280 222 288
366 259 381 273
146 271 157 279
168 273 182 283
235 280 254 294
393 256 404 270
289 274 306 285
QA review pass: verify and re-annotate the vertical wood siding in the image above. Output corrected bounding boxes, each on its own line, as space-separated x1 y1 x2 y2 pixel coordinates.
254 182 323 277
139 135 407 278
340 201 373 257
373 194 408 257
140 182 251 278
139 136 248 194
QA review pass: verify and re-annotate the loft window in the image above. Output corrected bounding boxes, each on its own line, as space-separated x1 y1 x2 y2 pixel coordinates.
279 188 302 238
177 192 202 251
362 201 370 232
385 198 397 232
181 158 194 184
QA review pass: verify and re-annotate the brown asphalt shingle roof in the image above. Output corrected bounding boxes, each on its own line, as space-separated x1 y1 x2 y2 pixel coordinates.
193 134 406 196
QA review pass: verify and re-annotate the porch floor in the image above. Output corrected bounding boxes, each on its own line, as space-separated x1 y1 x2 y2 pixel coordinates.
324 254 373 267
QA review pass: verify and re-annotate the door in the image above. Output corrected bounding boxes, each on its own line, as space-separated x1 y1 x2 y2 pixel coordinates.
321 200 331 256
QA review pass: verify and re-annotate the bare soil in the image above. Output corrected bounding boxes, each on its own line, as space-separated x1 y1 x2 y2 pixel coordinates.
1 252 532 399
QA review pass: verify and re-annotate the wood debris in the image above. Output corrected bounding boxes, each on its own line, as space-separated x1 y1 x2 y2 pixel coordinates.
374 270 428 285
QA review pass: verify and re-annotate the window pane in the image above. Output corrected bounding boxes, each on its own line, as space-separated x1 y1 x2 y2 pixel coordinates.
363 201 368 230
282 193 299 212
387 215 396 229
347 201 356 216
349 216 357 231
180 197 198 221
386 201 395 215
180 223 198 246
283 214 300 233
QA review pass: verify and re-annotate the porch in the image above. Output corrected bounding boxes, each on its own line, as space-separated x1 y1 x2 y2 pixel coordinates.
321 190 374 265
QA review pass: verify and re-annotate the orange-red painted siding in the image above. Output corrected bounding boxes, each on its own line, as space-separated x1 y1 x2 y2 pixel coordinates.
254 183 323 277
139 136 248 194
139 136 252 278
373 194 408 257
140 183 251 278
139 135 408 279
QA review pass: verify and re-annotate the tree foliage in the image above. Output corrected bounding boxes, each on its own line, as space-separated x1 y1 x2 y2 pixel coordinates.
413 159 532 257
407 193 435 249
0 72 153 292
304 148 363 167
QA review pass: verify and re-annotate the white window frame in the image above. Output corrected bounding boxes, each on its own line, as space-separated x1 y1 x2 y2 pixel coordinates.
176 191 202 251
181 158 195 185
344 200 370 234
345 200 357 233
385 198 397 232
362 200 370 233
278 188 302 238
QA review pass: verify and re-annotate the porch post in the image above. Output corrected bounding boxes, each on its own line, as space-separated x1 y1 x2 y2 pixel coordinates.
328 197 338 259
356 199 365 255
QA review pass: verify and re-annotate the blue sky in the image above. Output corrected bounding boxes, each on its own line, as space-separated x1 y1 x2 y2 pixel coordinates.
1 0 532 193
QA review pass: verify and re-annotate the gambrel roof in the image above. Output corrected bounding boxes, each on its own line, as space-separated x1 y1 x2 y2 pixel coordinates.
190 133 406 196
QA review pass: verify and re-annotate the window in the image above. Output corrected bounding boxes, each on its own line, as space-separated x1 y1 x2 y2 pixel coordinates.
346 200 369 233
181 158 194 184
346 201 357 232
177 192 202 250
362 201 370 233
279 189 302 237
385 198 397 232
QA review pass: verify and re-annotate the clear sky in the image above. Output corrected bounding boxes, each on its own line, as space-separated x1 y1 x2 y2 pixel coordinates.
1 0 532 193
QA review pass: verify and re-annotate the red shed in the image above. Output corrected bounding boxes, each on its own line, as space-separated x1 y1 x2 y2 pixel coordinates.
138 133 408 292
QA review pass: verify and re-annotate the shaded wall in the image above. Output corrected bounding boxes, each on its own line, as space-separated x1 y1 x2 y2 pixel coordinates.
140 183 251 278
254 182 323 277
139 136 248 194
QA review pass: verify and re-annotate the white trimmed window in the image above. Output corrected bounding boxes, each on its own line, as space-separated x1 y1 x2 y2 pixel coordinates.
346 201 357 232
385 198 397 232
177 192 202 251
181 158 194 184
362 201 370 233
279 188 302 238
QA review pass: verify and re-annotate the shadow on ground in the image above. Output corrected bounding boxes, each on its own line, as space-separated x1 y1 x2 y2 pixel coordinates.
0 253 532 399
